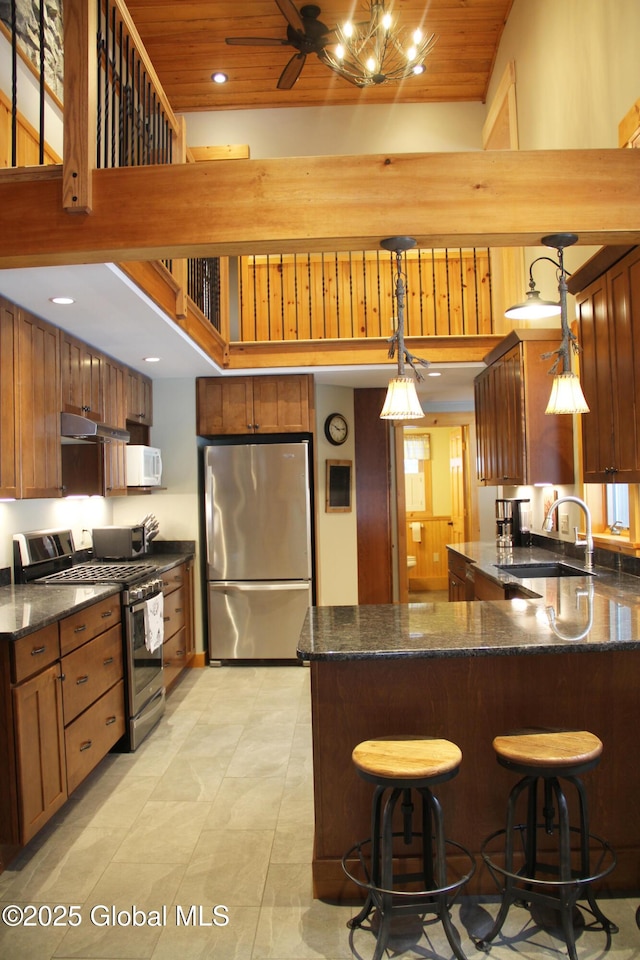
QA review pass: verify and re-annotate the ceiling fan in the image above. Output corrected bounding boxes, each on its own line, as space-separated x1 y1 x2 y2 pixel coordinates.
225 1 334 90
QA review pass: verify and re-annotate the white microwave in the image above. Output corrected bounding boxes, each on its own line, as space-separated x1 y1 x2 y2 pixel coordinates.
126 445 162 487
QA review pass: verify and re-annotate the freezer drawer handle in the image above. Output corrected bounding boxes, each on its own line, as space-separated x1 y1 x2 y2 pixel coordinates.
214 582 310 592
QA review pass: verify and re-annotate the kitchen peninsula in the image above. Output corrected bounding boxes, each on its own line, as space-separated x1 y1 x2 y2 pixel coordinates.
298 545 640 900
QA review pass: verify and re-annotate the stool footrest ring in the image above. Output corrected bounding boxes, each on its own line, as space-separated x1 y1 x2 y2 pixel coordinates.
342 832 476 901
480 825 617 890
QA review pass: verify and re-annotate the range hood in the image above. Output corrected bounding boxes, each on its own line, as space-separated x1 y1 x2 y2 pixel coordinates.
60 412 130 442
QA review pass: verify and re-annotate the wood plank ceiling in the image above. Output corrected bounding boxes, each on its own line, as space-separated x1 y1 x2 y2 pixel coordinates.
125 0 514 113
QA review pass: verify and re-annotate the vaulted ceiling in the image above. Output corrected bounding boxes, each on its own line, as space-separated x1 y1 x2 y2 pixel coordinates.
125 0 514 113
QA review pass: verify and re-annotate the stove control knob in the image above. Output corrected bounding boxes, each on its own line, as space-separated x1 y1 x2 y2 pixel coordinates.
131 586 142 602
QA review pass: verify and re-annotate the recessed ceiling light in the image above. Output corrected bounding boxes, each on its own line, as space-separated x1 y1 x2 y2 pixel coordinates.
211 72 228 84
143 356 161 363
427 371 442 377
49 296 75 305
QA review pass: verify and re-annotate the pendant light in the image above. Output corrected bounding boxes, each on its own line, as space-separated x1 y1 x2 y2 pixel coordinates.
379 237 428 421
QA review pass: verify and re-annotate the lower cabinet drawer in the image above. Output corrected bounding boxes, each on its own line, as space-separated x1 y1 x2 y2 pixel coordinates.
62 626 123 725
163 587 186 638
163 626 187 689
65 681 125 794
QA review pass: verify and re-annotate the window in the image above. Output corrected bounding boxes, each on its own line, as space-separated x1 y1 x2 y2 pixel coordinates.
605 484 629 530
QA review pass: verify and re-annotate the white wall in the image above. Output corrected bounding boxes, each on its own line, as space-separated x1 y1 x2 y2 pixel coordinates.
185 101 485 160
314 385 359 605
112 378 204 651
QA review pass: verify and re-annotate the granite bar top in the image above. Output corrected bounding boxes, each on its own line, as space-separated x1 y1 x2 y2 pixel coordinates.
298 542 640 661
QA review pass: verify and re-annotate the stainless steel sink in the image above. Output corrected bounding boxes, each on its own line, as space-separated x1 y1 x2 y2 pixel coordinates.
495 561 594 579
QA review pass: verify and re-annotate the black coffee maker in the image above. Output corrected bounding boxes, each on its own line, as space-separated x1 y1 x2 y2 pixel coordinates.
495 498 531 547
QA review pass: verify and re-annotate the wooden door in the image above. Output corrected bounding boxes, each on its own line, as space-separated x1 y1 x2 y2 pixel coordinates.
0 299 18 499
16 309 62 498
449 427 466 545
13 663 67 844
354 389 393 604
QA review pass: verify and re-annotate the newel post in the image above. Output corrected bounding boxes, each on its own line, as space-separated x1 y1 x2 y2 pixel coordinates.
62 0 97 213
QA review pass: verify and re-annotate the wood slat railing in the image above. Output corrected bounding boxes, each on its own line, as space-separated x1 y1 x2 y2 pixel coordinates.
238 248 493 342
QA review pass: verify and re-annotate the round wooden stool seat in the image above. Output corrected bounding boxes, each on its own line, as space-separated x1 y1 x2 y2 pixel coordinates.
492 729 602 777
352 737 462 785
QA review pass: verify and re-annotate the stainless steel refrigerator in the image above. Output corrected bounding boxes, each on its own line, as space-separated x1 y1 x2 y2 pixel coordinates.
205 440 313 661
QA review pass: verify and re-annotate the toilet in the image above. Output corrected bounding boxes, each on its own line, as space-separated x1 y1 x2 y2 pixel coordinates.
407 556 417 570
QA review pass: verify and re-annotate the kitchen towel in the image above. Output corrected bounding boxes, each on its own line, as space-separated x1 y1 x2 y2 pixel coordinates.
144 593 164 653
411 521 422 543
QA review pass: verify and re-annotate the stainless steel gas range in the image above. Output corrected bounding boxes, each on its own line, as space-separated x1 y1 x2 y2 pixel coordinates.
14 529 165 750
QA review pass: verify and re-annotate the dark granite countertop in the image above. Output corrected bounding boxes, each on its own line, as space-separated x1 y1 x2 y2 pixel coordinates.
0 583 122 640
0 546 194 642
298 542 640 661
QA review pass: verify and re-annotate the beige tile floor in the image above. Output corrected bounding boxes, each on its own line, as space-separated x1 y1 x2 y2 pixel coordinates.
0 664 638 960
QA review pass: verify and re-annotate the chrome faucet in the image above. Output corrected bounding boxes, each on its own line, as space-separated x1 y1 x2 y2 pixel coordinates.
543 496 594 571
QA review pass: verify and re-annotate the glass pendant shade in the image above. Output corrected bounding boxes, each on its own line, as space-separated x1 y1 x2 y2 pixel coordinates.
380 377 424 420
545 373 590 415
505 289 561 321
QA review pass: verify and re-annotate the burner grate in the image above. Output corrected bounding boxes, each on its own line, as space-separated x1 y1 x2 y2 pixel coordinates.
39 562 157 585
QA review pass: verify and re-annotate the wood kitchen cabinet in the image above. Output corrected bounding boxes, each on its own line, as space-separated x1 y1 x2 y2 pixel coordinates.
447 549 474 601
575 246 640 482
0 596 125 868
16 307 62 498
60 330 104 422
474 330 574 486
196 374 314 435
10 625 66 846
0 298 19 499
161 560 195 691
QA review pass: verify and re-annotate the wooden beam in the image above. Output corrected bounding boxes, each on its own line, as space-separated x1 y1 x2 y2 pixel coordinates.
225 336 500 370
0 149 639 268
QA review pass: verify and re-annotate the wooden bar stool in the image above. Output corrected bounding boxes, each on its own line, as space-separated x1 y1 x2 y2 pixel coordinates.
342 736 475 960
477 728 618 960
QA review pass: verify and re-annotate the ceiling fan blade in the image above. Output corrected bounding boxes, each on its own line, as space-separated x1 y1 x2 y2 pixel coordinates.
225 37 290 46
275 0 304 33
278 52 306 89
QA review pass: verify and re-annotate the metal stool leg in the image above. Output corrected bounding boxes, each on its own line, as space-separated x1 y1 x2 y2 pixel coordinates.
349 784 386 929
477 775 535 949
371 787 402 960
568 775 618 935
427 788 468 960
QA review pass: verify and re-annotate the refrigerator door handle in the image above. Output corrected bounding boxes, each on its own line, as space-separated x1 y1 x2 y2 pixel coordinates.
211 582 310 592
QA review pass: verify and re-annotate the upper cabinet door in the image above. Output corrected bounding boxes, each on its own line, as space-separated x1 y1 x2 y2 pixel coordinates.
0 298 19 499
60 332 104 423
16 309 62 499
127 369 153 426
474 330 574 486
577 246 640 482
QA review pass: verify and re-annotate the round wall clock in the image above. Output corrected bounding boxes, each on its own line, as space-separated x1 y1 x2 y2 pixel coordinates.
324 412 349 446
